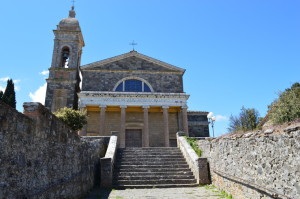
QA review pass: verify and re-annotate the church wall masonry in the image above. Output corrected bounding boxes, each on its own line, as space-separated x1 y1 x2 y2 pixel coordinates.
82 71 183 93
81 55 184 93
0 101 107 199
197 126 300 199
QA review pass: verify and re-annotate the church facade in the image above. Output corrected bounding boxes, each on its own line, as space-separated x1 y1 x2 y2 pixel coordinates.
45 7 209 147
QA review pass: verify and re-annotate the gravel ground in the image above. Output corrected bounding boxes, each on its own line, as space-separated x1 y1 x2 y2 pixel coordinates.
85 186 226 199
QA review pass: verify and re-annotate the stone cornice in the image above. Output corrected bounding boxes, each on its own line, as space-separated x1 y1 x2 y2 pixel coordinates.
81 69 182 75
78 91 189 108
188 111 209 115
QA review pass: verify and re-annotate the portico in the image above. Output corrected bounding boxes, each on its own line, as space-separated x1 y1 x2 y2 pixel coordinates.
78 91 189 147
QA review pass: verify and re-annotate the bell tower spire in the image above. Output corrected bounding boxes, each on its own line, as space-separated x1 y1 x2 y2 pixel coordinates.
45 6 85 112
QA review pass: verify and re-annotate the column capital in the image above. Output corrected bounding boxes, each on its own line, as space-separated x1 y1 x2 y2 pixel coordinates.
162 106 169 109
99 105 107 108
120 105 127 109
181 105 188 109
142 105 150 109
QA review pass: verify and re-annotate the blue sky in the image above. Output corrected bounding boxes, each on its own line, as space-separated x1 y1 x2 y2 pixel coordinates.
0 1 299 136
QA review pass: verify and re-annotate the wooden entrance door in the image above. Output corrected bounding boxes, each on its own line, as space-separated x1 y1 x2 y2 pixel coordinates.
125 129 142 147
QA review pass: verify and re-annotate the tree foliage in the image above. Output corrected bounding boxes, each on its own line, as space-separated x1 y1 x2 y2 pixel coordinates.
54 107 87 131
228 106 260 133
267 82 300 124
1 79 16 108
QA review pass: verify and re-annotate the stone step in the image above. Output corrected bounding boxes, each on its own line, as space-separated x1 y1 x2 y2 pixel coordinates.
115 171 194 176
117 151 182 156
115 167 193 173
118 148 182 153
115 164 190 170
117 155 183 159
113 183 199 189
115 174 195 181
114 147 196 188
114 178 197 185
116 158 185 163
119 147 179 151
116 160 187 165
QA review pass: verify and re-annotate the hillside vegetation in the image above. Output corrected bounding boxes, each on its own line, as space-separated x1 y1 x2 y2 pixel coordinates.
229 82 300 133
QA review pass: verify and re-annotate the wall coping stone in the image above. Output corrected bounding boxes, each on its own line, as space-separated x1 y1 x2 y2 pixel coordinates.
100 136 118 188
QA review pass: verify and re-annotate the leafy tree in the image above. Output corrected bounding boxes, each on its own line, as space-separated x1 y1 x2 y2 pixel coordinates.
228 106 260 133
54 107 87 131
1 79 16 108
0 91 3 101
268 82 300 124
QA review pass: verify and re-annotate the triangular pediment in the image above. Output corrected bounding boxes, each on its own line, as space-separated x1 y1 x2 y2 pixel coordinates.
81 51 185 73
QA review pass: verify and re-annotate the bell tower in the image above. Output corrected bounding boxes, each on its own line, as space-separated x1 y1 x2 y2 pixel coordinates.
45 6 85 112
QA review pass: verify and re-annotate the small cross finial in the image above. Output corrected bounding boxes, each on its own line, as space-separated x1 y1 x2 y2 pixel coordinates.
72 0 75 8
129 40 138 51
69 0 76 18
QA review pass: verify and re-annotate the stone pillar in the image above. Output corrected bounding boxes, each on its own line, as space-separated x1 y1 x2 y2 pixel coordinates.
99 105 106 135
143 106 150 147
120 105 127 148
182 106 189 136
163 106 170 147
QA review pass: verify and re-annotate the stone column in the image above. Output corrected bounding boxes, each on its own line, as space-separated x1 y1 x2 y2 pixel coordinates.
143 106 150 147
163 106 170 147
182 106 189 136
99 105 106 135
120 105 127 148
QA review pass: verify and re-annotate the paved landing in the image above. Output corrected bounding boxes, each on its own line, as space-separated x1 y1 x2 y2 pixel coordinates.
85 186 225 199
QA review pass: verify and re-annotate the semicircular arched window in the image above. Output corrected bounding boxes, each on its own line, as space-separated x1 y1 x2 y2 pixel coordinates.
115 79 152 92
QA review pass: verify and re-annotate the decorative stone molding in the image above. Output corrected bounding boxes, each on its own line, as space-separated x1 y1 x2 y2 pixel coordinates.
78 91 189 107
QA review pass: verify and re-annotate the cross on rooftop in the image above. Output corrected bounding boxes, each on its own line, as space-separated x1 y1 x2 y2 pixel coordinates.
129 40 138 51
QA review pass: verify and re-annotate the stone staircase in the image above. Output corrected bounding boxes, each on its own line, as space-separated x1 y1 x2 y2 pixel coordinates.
113 147 197 188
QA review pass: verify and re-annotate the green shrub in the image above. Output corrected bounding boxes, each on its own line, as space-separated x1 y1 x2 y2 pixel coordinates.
185 137 202 157
54 107 87 131
268 82 300 124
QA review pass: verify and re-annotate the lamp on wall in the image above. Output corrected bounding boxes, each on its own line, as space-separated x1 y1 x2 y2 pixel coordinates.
207 112 216 137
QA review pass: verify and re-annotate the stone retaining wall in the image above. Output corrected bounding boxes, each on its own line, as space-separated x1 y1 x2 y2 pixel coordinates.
197 126 300 199
0 102 107 199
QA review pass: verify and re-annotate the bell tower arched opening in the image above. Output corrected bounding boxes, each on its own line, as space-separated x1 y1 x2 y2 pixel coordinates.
61 47 70 68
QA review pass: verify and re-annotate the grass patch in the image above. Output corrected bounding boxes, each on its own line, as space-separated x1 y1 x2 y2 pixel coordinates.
185 136 202 157
115 196 124 199
204 185 233 199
